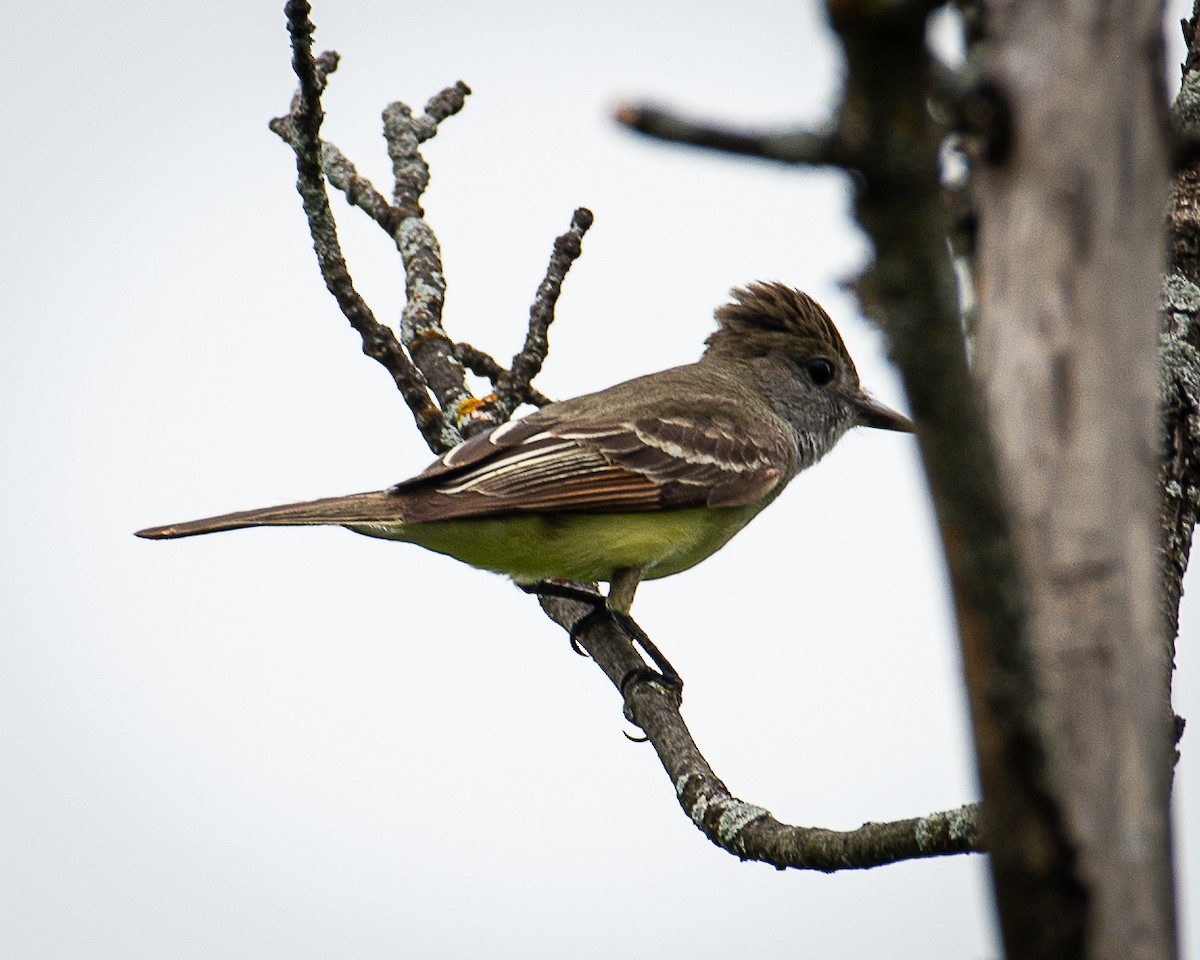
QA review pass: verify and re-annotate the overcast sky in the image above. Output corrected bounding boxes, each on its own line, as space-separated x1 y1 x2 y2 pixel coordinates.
3 1 1196 957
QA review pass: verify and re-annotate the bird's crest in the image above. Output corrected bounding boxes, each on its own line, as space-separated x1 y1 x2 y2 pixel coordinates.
706 282 853 366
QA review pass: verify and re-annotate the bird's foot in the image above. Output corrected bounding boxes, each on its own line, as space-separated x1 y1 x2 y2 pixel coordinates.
611 612 683 700
518 579 606 607
618 664 683 703
518 580 604 656
519 580 684 701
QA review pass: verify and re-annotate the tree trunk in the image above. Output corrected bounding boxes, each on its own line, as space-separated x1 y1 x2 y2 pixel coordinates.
974 2 1177 957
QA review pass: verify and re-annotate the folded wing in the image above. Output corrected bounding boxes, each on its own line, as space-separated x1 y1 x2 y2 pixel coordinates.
136 407 795 538
392 410 792 522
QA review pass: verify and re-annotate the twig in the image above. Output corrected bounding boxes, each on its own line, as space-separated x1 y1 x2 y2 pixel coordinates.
322 141 398 231
614 104 846 167
454 343 553 408
485 208 593 420
272 0 447 451
383 91 479 440
272 73 494 443
271 118 400 234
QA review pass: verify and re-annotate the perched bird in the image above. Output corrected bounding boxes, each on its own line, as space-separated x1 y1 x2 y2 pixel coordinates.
137 282 912 614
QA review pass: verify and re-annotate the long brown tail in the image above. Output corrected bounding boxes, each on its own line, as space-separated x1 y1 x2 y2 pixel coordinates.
135 490 407 539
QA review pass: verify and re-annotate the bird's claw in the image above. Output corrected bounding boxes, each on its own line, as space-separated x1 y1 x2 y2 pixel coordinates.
520 579 685 703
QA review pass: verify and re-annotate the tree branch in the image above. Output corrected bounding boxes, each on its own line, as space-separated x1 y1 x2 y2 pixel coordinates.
482 207 594 421
271 5 582 449
383 88 482 440
317 138 397 232
539 594 982 870
453 342 553 408
271 0 447 451
614 104 847 167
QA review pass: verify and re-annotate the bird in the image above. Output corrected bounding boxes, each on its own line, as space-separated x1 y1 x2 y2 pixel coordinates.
137 282 912 617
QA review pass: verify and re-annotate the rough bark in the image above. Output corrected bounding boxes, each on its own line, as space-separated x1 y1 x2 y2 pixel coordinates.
1165 10 1200 680
972 3 1178 958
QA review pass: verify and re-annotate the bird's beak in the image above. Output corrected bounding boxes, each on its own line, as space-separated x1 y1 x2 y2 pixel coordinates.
854 392 914 433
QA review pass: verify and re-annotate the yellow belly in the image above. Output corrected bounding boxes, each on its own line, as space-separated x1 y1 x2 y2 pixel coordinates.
346 504 765 585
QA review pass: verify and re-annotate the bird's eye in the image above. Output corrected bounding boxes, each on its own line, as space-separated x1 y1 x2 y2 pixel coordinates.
805 358 835 386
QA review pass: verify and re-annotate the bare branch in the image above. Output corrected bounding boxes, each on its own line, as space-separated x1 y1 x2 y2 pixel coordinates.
320 141 397 231
614 103 846 167
422 81 472 129
272 70 487 447
273 0 447 451
484 207 594 421
538 593 982 869
454 343 553 408
383 91 481 441
270 117 400 237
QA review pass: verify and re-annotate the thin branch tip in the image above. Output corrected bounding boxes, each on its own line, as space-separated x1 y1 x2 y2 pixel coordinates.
480 207 594 418
614 100 843 166
424 80 473 121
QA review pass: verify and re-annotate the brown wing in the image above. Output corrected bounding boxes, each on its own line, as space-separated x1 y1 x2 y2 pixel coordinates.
391 410 792 522
557 416 791 508
136 363 798 538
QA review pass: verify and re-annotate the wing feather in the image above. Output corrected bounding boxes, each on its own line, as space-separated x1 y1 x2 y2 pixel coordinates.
389 407 794 522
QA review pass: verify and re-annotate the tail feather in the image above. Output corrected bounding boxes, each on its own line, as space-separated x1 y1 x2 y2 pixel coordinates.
135 490 406 539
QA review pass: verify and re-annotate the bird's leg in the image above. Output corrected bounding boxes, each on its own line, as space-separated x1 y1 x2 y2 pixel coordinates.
517 580 604 655
606 568 684 700
519 574 683 699
611 615 684 701
603 568 642 617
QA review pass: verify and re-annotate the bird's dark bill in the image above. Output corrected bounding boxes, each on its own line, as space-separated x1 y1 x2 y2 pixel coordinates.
856 394 914 433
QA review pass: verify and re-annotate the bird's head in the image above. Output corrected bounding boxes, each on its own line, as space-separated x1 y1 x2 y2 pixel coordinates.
703 282 914 442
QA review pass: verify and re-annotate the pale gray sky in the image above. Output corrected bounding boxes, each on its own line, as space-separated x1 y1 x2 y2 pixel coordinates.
2 2 1195 957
